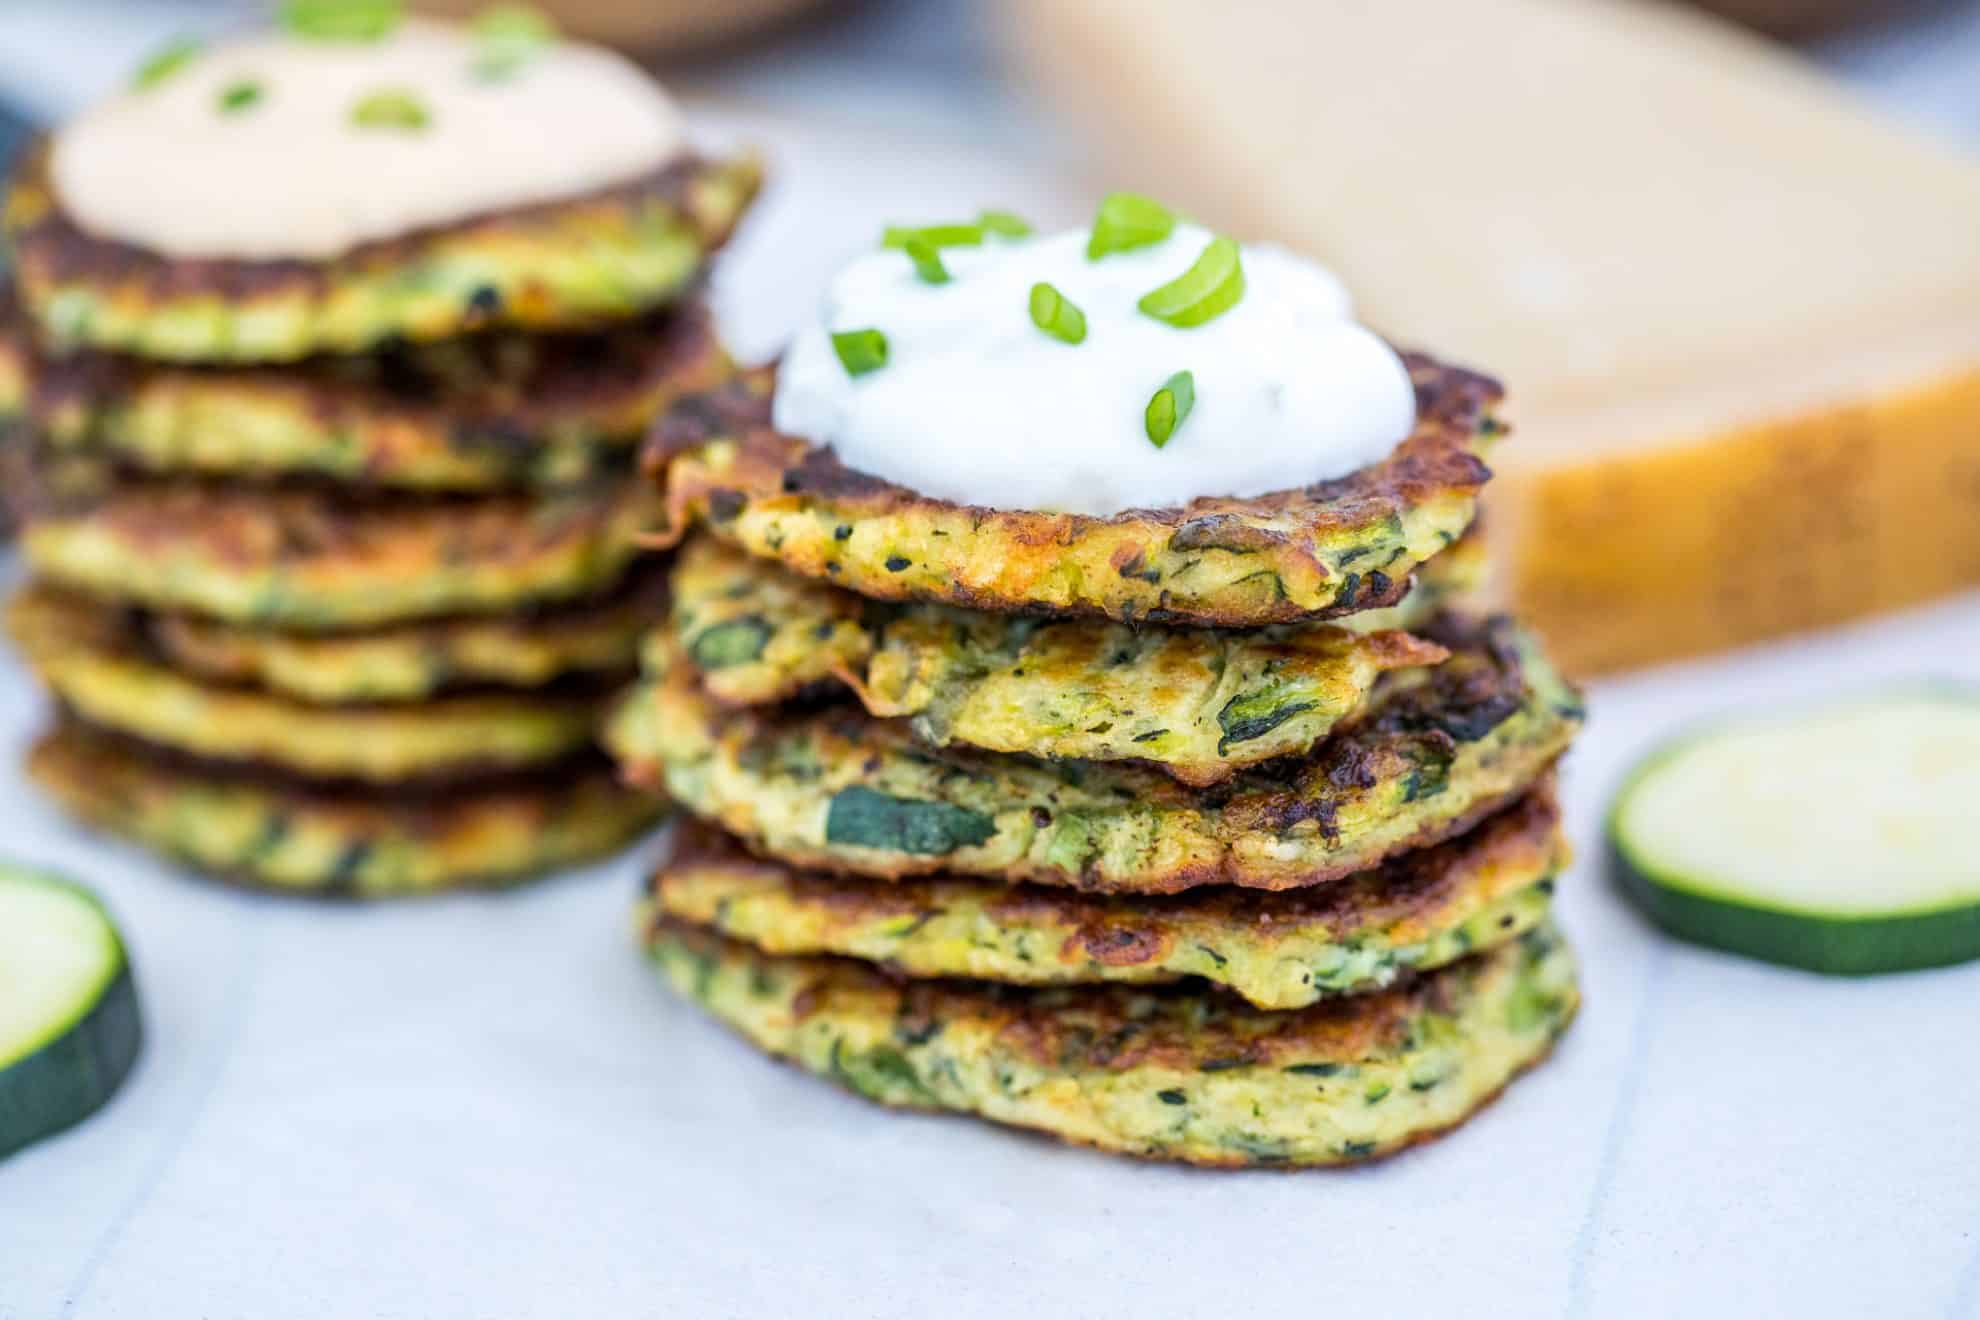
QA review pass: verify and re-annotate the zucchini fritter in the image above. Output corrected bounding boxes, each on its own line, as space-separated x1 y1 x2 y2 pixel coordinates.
669 534 1446 784
647 917 1577 1167
607 614 1583 894
17 463 658 630
4 146 762 363
146 567 663 703
645 354 1499 628
645 785 1564 1009
0 294 728 491
8 587 605 784
28 726 661 896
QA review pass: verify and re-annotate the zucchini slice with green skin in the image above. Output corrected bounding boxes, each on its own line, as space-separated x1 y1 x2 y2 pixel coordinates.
0 866 143 1158
1610 689 1980 975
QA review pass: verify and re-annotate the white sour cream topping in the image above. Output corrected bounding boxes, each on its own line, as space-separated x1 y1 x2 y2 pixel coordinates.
50 20 684 261
773 223 1417 516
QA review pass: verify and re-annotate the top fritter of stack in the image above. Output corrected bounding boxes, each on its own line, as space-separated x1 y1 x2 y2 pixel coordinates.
3 8 760 368
647 207 1493 630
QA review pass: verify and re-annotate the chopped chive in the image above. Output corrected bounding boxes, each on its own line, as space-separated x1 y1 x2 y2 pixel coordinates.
1087 191 1174 259
352 87 429 131
978 209 1033 238
279 0 403 41
831 329 889 377
882 223 984 251
902 237 950 285
1144 370 1195 448
132 37 202 91
472 2 557 80
1138 236 1245 328
1028 282 1087 345
216 80 264 114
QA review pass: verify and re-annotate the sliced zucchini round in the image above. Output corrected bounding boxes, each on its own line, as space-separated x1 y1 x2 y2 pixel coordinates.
1610 688 1980 975
0 866 143 1158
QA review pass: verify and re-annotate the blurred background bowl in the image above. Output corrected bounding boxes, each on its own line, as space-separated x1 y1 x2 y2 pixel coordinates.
412 0 839 54
1689 0 1924 38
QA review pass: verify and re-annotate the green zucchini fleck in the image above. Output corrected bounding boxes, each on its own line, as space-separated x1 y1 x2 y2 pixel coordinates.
1217 688 1318 752
688 617 772 670
829 1042 936 1104
825 786 996 855
1403 744 1455 802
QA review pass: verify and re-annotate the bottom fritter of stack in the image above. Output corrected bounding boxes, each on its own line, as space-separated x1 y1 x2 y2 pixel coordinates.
29 724 657 897
7 573 665 896
635 788 1578 1168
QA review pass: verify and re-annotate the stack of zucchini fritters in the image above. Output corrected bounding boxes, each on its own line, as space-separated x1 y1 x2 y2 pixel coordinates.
612 351 1587 1166
0 112 760 896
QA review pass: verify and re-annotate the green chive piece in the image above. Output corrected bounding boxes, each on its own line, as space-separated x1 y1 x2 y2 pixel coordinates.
903 238 950 286
832 329 889 377
217 80 264 114
133 37 202 91
882 223 984 251
1145 371 1196 448
472 2 557 80
1138 236 1245 328
352 87 429 131
1028 282 1087 345
1087 191 1175 259
978 209 1033 238
279 0 403 42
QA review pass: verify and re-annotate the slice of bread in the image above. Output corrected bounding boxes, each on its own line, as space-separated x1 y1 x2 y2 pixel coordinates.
1008 0 1980 672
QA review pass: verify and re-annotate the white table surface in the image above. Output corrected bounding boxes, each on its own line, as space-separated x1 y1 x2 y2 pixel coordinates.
3 9 1980 1318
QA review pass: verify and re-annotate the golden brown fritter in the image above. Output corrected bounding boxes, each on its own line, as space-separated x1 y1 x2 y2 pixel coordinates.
643 354 1500 628
645 916 1578 1167
145 565 664 703
645 785 1565 1008
29 724 661 896
606 613 1583 894
666 533 1447 784
7 586 609 784
16 458 660 629
3 144 762 362
0 291 729 490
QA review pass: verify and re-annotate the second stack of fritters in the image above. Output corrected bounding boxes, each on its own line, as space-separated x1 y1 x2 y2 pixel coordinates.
1 21 760 895
611 350 1585 1167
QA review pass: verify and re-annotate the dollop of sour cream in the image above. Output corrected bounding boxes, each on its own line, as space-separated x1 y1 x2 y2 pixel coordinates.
50 20 684 261
773 222 1417 516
